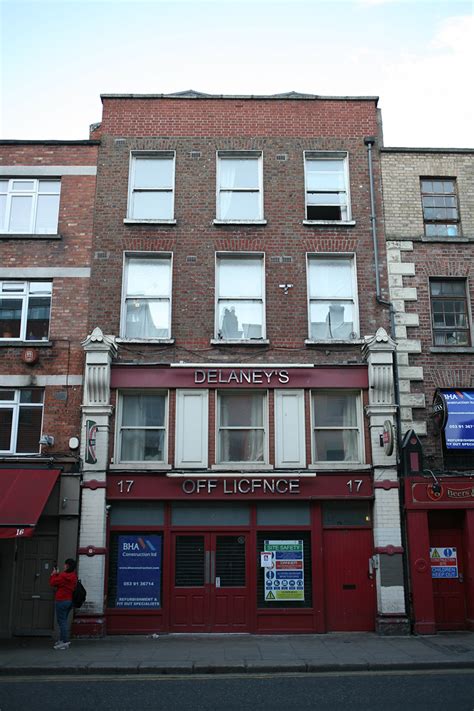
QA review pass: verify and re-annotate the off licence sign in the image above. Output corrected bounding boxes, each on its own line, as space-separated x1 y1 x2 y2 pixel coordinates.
430 546 458 579
264 540 304 601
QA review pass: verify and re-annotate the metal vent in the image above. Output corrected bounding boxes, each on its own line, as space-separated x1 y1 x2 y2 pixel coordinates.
114 138 126 148
270 256 283 263
282 256 293 263
186 255 197 263
276 154 288 161
94 251 110 260
190 151 201 159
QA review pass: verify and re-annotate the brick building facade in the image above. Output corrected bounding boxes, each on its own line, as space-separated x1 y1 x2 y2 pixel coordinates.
381 147 474 633
75 92 407 636
0 140 98 637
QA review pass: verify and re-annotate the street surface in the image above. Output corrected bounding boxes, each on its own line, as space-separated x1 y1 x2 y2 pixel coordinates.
0 670 473 711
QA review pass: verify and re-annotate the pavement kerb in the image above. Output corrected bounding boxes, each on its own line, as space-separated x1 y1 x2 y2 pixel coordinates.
1 660 474 676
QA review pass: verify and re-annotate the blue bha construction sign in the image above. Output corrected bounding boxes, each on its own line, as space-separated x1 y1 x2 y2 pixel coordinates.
442 390 474 449
116 535 162 608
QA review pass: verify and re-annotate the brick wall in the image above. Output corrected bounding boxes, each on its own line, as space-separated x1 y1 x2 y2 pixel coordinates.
0 142 98 452
382 149 474 468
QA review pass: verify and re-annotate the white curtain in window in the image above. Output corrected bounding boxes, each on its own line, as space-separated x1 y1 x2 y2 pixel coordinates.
219 161 238 219
220 392 264 462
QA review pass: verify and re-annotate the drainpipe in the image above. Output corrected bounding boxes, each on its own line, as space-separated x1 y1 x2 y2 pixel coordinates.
364 136 402 448
364 136 412 624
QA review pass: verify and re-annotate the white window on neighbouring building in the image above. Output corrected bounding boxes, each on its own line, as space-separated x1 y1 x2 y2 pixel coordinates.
117 391 168 463
216 255 265 341
0 389 44 454
0 281 52 341
0 179 60 234
307 255 358 341
127 153 175 220
216 152 263 221
121 255 172 339
311 391 363 464
304 152 350 222
217 390 267 464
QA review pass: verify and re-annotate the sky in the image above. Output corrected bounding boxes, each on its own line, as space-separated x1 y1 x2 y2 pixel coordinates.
0 0 473 147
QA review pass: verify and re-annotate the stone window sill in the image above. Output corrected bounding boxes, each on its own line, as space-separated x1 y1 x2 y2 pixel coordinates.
213 219 267 226
305 339 364 346
308 463 371 471
211 464 274 472
123 218 176 225
0 340 52 347
421 235 471 243
303 220 356 227
0 233 61 240
116 338 175 345
109 463 172 471
210 339 269 346
430 346 474 354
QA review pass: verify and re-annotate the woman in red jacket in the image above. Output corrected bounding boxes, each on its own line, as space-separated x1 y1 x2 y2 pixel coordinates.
49 558 78 650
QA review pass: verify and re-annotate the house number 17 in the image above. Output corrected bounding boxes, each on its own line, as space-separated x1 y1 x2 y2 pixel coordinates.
117 480 134 493
346 479 363 493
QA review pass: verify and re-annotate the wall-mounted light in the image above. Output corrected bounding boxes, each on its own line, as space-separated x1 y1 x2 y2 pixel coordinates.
39 434 55 447
279 283 294 295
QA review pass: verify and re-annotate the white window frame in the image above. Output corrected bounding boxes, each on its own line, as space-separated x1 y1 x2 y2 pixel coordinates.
310 389 365 468
306 253 360 343
0 389 44 454
115 390 169 467
215 389 270 468
0 178 60 234
120 252 173 341
214 151 265 223
126 151 176 223
303 151 352 223
214 252 266 342
0 281 52 342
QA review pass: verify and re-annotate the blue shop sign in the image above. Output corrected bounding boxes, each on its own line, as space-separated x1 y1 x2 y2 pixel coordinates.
441 390 474 450
116 534 162 608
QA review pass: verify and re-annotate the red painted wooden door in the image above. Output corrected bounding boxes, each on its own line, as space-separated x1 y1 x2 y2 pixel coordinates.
170 532 249 632
323 529 375 631
429 529 467 630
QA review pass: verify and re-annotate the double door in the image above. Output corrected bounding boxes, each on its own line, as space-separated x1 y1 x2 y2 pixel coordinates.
170 532 250 632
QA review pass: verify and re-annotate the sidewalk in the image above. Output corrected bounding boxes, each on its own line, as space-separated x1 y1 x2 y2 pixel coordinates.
1 632 474 676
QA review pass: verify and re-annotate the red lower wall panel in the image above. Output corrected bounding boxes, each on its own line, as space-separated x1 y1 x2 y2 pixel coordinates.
106 612 164 635
256 611 316 633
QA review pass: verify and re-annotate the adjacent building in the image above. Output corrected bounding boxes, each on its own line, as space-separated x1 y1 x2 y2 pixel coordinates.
74 92 407 636
0 139 98 637
381 147 474 633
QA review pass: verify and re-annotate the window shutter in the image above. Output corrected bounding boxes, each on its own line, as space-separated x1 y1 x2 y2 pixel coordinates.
275 390 305 468
175 390 208 468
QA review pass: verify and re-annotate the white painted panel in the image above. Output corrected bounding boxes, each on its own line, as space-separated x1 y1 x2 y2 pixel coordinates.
275 389 305 468
175 390 208 468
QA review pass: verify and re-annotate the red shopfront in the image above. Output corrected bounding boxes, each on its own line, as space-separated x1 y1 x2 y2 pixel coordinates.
105 474 376 634
405 477 474 634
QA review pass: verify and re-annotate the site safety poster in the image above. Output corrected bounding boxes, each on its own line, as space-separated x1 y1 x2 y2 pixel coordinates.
430 546 458 579
264 540 304 601
116 535 162 607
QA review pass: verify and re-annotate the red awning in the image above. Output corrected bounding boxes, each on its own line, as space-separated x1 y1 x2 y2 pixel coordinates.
0 469 60 539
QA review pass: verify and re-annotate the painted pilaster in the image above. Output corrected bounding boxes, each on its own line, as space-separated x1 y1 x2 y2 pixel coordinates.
74 328 116 636
362 328 409 633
